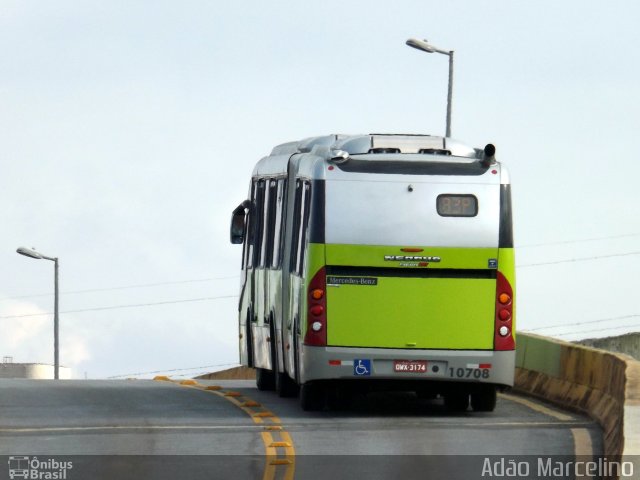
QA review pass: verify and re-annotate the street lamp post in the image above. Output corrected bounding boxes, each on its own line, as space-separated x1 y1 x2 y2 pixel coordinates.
406 38 454 138
16 247 60 380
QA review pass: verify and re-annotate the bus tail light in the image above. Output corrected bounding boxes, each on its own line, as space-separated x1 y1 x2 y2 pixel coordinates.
498 293 511 305
304 267 327 346
494 271 515 351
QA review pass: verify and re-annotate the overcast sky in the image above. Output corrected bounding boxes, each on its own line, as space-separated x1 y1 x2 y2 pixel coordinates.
1 1 639 379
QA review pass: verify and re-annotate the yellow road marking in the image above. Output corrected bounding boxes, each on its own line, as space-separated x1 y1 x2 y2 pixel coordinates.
280 431 296 460
499 392 575 421
254 411 274 418
171 378 295 480
269 441 292 448
262 430 296 478
270 459 293 465
261 432 278 480
263 414 282 424
179 379 199 386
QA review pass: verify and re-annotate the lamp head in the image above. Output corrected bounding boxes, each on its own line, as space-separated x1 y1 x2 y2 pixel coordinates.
17 247 43 259
406 38 435 53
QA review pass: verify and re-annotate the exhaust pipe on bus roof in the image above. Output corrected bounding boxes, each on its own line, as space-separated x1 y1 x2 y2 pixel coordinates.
481 143 496 166
329 149 350 164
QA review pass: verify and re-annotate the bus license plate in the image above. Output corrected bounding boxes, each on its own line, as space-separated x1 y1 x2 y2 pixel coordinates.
393 360 427 373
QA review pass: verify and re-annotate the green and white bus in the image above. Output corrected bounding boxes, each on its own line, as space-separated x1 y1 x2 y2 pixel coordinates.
230 134 515 411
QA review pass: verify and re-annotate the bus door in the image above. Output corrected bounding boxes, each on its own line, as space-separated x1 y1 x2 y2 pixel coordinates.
266 178 286 371
237 180 260 366
252 178 273 369
285 179 311 379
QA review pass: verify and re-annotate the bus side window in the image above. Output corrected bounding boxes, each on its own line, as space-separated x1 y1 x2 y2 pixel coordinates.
295 182 311 275
258 179 272 268
263 180 278 268
290 180 303 274
271 179 285 268
253 180 266 268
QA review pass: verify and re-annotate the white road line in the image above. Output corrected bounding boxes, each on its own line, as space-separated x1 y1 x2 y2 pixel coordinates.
284 421 593 428
0 425 262 433
0 421 593 434
571 428 594 457
499 393 575 421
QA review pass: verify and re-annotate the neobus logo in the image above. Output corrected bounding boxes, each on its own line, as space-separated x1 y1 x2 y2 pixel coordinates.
384 255 441 262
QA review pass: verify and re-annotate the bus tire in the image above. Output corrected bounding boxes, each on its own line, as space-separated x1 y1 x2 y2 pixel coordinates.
416 389 437 400
292 316 301 384
299 382 324 411
444 392 469 412
246 310 254 368
471 386 497 412
276 370 298 398
271 322 298 397
326 385 350 411
256 367 275 391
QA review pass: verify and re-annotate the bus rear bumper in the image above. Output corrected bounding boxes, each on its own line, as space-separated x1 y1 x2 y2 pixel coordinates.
300 346 515 388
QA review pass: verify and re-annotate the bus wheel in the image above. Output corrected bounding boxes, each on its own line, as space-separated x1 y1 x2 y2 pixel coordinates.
444 392 469 412
416 390 437 400
326 385 350 411
245 313 254 367
276 370 298 398
270 322 298 397
256 368 275 391
299 382 324 411
471 386 497 412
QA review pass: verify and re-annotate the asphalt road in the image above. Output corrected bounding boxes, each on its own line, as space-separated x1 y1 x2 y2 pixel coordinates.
0 379 603 480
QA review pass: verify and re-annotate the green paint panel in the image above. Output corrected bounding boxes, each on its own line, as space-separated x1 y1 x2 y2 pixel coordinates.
327 276 496 349
306 243 326 280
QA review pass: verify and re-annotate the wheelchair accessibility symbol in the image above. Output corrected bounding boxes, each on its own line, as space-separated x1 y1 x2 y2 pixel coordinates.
353 359 371 376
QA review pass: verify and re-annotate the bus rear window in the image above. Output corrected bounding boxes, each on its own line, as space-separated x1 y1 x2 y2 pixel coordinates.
437 194 478 217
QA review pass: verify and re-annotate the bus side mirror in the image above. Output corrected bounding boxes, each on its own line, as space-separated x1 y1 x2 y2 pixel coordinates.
230 200 249 244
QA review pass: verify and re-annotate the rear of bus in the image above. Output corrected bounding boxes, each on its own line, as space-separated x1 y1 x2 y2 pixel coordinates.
300 138 515 410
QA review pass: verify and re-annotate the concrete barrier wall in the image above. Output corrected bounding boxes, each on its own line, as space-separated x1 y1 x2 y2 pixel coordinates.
578 333 640 362
515 332 640 460
196 366 255 380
